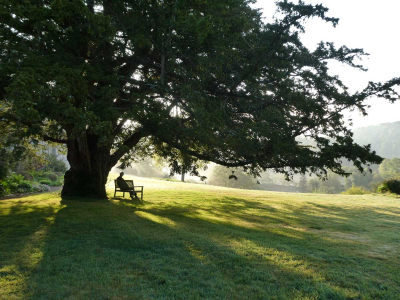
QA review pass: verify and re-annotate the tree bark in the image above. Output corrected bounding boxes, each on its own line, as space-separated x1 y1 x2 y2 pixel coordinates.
181 167 185 182
61 134 112 199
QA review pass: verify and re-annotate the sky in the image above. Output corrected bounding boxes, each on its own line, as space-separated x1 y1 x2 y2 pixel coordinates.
253 0 400 129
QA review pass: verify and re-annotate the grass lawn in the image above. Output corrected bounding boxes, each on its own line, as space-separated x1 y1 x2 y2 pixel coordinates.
1 175 399 299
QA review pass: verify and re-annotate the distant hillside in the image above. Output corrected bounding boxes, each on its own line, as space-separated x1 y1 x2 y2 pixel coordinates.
353 122 400 159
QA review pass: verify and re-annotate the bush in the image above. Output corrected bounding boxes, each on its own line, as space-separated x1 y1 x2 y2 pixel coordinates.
7 173 25 185
49 179 63 186
0 174 34 195
0 173 53 196
39 179 52 185
0 182 11 197
55 172 64 178
42 172 58 182
17 181 33 193
31 184 50 192
18 171 33 181
44 154 68 173
378 179 400 194
342 185 370 195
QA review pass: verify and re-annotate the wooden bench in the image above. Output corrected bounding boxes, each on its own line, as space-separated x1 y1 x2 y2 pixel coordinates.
114 180 144 200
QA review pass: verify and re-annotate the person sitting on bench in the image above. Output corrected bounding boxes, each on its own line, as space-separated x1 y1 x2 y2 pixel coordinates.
116 172 137 199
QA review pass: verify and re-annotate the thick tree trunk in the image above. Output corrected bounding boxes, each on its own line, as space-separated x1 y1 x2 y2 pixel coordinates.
62 134 112 199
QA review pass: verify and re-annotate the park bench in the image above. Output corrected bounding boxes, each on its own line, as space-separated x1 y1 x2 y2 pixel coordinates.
114 180 143 200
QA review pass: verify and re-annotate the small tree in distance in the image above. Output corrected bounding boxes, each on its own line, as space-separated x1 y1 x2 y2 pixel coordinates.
1 0 399 198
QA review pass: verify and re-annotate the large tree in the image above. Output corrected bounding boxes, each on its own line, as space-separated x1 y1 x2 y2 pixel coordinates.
1 0 399 198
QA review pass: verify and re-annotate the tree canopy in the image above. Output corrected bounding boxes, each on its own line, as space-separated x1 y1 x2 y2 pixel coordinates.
1 0 399 198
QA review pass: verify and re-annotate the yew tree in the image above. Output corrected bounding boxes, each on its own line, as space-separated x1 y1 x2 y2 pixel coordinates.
1 0 399 198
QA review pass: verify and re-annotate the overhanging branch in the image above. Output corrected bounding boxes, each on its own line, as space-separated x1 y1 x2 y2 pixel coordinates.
42 135 68 144
109 128 150 167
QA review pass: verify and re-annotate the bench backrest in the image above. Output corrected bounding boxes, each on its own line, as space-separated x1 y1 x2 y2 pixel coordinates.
115 179 134 189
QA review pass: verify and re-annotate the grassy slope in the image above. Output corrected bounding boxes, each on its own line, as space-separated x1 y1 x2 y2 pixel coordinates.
1 175 399 300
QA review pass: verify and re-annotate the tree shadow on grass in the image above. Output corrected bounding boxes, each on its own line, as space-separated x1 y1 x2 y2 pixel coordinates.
2 196 399 299
0 199 62 299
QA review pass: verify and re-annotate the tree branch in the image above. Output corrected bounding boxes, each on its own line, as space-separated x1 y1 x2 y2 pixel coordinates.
42 135 68 144
109 128 150 167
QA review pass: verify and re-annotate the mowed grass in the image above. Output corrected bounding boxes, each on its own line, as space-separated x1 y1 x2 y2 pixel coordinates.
1 175 400 300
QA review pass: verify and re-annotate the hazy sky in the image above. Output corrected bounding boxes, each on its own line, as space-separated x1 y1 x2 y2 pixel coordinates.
253 0 400 129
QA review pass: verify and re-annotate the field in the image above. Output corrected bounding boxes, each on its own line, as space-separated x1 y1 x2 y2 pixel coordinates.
1 175 399 299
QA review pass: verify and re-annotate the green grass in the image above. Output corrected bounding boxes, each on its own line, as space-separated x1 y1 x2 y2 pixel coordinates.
1 175 400 299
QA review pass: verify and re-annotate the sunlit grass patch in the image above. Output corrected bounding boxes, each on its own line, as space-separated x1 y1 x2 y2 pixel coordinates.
1 176 400 299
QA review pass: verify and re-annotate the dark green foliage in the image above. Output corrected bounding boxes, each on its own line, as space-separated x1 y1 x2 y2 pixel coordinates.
17 181 33 192
0 183 9 197
0 119 48 181
42 172 58 182
1 0 400 197
18 171 34 181
48 179 63 186
0 174 34 195
55 172 65 178
6 174 24 185
0 138 36 181
0 148 13 180
44 154 68 174
39 179 52 185
378 179 400 195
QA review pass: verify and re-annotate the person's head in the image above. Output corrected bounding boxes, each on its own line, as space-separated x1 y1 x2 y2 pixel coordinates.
120 172 124 177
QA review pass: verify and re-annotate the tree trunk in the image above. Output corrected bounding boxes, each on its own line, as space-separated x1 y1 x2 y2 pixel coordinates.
181 166 185 182
62 134 112 199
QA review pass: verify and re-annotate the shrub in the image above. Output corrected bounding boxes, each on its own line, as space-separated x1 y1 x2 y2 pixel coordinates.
7 173 25 185
43 172 58 182
0 182 11 197
378 179 400 194
17 181 33 193
44 154 68 173
32 184 50 192
55 172 64 178
1 174 25 193
18 171 33 181
49 179 63 186
342 185 370 195
31 184 49 192
40 179 52 185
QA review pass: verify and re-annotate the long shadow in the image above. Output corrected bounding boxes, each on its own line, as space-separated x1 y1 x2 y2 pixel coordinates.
0 198 61 299
132 196 400 290
2 194 399 299
11 196 397 299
